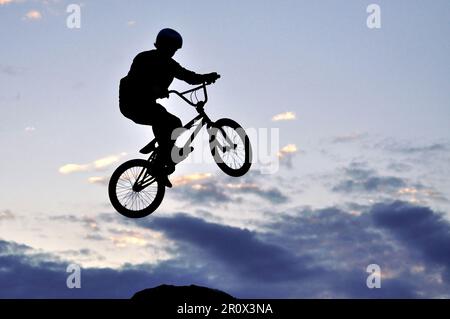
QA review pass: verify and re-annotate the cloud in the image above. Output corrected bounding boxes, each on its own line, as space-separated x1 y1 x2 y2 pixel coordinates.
397 143 448 154
170 173 289 206
88 176 110 186
59 153 127 175
24 10 42 20
334 175 406 193
261 202 450 297
106 228 166 248
59 163 90 174
172 173 212 187
127 20 136 27
0 0 17 5
225 183 288 204
136 204 450 298
0 239 212 298
53 214 100 233
141 214 324 285
2 200 450 298
396 187 447 204
331 132 368 144
332 163 407 193
277 144 297 158
371 201 450 272
110 235 147 248
277 144 298 168
93 154 126 170
272 112 296 122
386 161 412 173
379 140 450 155
58 248 105 263
330 162 448 204
172 180 232 206
0 209 14 220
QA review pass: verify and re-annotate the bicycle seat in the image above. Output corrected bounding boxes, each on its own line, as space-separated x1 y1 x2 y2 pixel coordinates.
140 139 157 154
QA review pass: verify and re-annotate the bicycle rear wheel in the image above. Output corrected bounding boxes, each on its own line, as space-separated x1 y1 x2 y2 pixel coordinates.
209 118 252 177
108 159 165 218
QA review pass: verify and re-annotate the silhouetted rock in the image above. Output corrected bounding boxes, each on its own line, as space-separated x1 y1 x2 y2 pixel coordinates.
132 284 236 303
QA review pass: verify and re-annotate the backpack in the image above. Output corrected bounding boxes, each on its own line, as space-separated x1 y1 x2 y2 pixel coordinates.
119 75 133 117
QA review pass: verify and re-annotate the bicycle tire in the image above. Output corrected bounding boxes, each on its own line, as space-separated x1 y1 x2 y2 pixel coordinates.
108 159 165 218
208 118 252 177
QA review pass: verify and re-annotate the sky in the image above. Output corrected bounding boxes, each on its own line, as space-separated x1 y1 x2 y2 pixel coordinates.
1 0 450 298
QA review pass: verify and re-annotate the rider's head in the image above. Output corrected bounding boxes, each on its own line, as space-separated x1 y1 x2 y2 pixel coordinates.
155 28 183 58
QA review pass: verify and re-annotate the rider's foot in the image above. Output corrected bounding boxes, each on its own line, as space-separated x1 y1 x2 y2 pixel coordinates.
165 162 176 175
160 174 173 188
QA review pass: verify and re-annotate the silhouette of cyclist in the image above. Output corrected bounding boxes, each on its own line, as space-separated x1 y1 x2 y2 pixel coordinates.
119 28 220 188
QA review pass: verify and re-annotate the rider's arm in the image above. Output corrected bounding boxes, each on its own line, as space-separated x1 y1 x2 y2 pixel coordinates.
173 62 206 85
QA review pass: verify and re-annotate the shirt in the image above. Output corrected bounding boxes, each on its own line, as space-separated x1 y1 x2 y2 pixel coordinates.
127 49 205 101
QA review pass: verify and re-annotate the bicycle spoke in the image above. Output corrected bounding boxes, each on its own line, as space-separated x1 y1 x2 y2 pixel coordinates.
115 164 160 212
214 125 246 170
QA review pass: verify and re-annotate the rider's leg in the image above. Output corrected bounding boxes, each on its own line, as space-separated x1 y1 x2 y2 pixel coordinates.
151 105 182 172
129 102 181 165
127 103 180 188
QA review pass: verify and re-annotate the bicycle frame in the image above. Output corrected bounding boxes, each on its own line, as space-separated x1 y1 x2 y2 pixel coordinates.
139 82 233 157
135 82 235 189
170 83 214 152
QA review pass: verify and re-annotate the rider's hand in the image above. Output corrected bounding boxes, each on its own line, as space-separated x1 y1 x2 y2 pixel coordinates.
161 90 169 98
203 72 220 84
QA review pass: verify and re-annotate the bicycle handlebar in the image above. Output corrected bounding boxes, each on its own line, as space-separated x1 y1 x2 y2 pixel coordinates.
168 80 217 108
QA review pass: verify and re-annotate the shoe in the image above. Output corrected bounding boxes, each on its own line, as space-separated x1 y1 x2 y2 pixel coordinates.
165 163 176 175
160 174 173 188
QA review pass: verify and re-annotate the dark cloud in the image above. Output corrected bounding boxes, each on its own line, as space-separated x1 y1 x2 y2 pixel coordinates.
371 201 450 271
172 181 232 206
333 176 406 193
0 239 213 298
171 176 289 206
232 185 288 204
137 206 450 298
2 201 450 298
142 214 321 284
332 164 407 193
261 204 450 297
392 143 449 154
377 139 450 155
330 162 448 205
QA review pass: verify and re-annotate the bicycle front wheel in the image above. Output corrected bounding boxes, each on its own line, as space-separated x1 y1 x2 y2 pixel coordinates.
209 118 252 177
108 159 165 218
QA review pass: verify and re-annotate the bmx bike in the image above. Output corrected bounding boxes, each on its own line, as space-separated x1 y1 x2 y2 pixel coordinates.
108 82 252 218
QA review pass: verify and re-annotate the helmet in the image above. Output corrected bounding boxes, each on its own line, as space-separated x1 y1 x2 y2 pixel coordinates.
155 28 183 49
